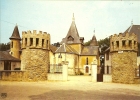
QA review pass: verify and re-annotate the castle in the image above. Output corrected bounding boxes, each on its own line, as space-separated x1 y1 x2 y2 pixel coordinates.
0 14 100 81
0 14 139 83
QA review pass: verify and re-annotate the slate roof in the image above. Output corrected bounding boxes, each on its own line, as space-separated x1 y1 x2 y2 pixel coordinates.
81 46 99 56
90 35 98 46
104 47 110 53
0 51 20 61
50 45 57 53
55 43 78 54
9 25 21 40
60 14 82 44
124 25 140 43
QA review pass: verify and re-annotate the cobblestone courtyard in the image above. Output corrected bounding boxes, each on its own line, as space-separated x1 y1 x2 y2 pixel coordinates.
0 76 140 100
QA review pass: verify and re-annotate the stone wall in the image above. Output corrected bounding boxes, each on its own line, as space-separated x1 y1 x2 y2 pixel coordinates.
21 49 49 81
111 51 137 84
0 71 25 81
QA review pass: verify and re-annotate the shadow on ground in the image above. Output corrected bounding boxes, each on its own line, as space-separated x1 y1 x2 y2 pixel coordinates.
29 89 140 100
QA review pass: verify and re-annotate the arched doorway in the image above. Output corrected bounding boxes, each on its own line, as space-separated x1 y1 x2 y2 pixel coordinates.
86 66 89 73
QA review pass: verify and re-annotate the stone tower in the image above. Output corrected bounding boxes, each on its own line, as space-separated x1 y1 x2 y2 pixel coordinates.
110 33 138 84
21 30 50 81
9 25 21 59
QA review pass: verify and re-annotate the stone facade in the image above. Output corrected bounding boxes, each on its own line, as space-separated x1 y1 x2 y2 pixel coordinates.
110 33 138 84
21 30 50 81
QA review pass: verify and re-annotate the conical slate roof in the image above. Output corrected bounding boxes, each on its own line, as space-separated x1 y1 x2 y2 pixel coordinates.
9 25 21 40
61 14 81 44
124 25 140 43
90 35 98 46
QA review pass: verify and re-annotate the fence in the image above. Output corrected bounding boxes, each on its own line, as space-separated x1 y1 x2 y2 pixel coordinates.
49 64 62 73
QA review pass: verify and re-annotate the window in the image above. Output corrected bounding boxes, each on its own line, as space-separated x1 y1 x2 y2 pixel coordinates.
106 51 109 60
30 38 33 46
42 39 44 47
25 38 27 46
11 41 13 48
129 40 132 48
67 36 74 43
86 57 88 65
116 41 119 47
36 38 39 46
122 40 125 47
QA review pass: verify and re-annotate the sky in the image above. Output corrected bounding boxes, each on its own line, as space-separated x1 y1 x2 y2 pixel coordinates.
0 0 140 44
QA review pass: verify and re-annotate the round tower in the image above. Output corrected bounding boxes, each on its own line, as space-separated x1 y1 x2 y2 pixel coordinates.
110 33 138 83
9 25 21 59
21 30 50 81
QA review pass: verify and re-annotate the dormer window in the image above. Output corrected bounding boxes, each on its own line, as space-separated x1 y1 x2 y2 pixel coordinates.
67 36 74 43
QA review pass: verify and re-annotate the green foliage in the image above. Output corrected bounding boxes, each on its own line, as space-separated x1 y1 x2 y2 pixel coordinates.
98 37 110 47
84 37 110 54
98 37 110 54
84 39 91 46
0 42 10 51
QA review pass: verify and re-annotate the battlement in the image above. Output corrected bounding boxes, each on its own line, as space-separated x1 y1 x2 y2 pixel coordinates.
110 33 138 52
22 30 50 49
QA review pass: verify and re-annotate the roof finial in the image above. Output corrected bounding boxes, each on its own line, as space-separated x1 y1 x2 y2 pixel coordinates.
16 23 17 26
72 13 75 21
94 28 95 34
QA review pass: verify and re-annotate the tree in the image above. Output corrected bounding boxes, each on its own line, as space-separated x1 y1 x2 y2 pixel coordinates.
84 37 110 54
0 42 10 51
84 39 91 46
98 37 110 54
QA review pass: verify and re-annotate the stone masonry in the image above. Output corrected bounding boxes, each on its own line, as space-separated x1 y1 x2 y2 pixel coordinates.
110 33 138 84
21 30 50 81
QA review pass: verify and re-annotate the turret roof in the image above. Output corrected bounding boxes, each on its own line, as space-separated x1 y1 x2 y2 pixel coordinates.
9 25 21 40
90 35 98 46
124 25 140 43
61 14 82 44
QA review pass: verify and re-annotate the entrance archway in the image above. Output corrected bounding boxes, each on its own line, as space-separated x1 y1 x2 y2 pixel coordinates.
86 66 89 73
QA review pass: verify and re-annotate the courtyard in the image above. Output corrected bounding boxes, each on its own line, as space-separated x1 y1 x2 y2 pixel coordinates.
0 76 140 100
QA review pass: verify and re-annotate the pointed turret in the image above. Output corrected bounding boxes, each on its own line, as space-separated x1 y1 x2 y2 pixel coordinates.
9 24 21 59
90 34 98 46
9 24 21 40
61 13 81 44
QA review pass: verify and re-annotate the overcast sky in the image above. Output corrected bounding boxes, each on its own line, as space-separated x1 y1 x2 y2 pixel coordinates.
1 0 140 44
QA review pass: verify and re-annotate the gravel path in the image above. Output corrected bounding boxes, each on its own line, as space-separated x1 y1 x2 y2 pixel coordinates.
0 76 140 100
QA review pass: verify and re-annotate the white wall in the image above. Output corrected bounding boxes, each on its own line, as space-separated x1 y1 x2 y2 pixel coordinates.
104 53 111 67
137 56 140 67
55 53 78 75
11 62 21 70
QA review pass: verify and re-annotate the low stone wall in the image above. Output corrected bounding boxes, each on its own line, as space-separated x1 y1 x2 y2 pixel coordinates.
48 73 63 81
0 70 48 81
134 78 140 84
0 71 25 81
103 74 112 83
